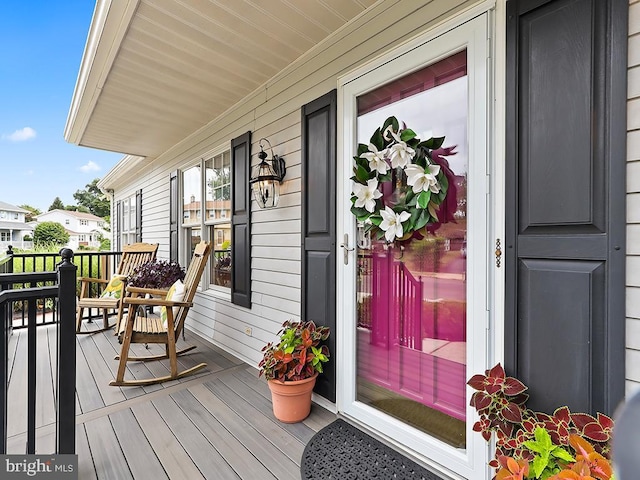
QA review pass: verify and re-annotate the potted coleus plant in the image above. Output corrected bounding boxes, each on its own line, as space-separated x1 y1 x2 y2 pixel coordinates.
258 320 330 423
468 363 614 480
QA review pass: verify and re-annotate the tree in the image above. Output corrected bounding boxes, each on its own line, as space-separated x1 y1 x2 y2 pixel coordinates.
65 204 90 213
73 178 110 218
18 204 41 222
49 197 65 211
33 222 69 247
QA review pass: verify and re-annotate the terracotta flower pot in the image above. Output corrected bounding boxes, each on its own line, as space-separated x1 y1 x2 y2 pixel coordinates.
267 373 318 423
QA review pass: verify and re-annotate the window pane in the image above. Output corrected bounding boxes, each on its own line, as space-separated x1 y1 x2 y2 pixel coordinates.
122 199 130 231
188 227 202 261
355 50 468 443
210 224 231 288
129 197 136 229
183 165 201 226
206 152 232 225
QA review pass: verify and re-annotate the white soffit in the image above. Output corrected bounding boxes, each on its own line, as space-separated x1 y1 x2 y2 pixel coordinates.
65 0 377 158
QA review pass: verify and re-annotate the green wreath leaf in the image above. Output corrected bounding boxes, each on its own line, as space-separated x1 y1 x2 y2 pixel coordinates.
417 190 431 209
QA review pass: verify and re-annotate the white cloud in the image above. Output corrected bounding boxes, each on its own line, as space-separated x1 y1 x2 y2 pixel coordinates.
79 161 100 173
2 127 37 142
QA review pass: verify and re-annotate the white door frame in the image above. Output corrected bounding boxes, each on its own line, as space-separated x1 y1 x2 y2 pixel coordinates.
336 10 500 480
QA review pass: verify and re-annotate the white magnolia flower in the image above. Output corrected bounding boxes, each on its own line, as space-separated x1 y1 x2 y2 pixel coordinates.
383 125 415 169
352 179 382 213
360 143 389 175
379 206 410 242
405 163 442 194
388 142 415 169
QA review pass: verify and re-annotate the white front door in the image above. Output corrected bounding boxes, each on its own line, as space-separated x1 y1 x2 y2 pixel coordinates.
337 14 492 480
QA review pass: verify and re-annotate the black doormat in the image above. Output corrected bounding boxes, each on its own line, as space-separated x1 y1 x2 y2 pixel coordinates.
301 419 445 480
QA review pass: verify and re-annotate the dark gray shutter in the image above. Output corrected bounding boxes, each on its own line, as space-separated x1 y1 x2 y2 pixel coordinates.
135 189 142 242
505 0 627 415
231 131 252 308
169 171 179 263
301 90 336 402
115 200 122 251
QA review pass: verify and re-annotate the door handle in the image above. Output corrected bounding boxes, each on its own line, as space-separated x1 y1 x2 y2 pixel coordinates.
340 234 354 265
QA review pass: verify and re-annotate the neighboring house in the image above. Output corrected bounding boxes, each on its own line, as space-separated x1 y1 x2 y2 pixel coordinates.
36 210 107 250
63 1 633 478
0 201 33 250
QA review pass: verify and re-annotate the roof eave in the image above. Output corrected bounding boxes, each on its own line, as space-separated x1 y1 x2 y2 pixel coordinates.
97 155 148 192
64 0 140 146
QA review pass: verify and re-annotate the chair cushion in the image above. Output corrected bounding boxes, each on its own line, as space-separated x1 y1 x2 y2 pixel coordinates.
160 279 185 328
100 275 127 299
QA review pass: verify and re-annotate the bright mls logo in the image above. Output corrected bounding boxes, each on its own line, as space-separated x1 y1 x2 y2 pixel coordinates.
1 455 77 479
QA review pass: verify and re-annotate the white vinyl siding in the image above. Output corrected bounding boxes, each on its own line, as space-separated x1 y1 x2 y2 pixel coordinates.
627 0 640 396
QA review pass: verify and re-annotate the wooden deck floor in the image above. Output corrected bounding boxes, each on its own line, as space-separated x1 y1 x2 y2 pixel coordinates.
7 321 336 479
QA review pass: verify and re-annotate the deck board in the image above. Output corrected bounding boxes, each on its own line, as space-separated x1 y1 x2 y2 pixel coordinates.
6 323 337 478
76 424 98 480
110 408 169 479
171 388 278 480
84 415 132 479
152 394 241 479
130 402 206 480
7 330 28 438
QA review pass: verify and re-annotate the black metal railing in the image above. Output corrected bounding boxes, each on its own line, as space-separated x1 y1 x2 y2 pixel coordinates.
3 246 123 327
0 249 76 454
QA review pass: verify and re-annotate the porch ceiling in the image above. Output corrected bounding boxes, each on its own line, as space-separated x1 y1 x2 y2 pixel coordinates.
65 0 376 158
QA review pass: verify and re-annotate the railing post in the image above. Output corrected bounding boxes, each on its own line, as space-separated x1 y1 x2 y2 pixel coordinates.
4 246 13 337
0 292 7 454
56 248 76 454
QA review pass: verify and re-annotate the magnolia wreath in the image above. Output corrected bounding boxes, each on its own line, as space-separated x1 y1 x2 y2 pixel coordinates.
350 116 456 244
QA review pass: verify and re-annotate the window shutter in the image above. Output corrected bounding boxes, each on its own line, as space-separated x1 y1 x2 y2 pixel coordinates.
231 131 252 308
505 0 626 415
169 171 179 263
301 90 337 402
135 189 142 242
115 200 122 252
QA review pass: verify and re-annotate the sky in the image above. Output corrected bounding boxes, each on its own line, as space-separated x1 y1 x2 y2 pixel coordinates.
0 1 122 213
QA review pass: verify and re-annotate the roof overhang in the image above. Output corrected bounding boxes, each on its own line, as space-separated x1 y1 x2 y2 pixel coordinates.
65 0 376 159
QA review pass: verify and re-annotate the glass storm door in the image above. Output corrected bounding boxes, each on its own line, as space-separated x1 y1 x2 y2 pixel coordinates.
339 15 490 479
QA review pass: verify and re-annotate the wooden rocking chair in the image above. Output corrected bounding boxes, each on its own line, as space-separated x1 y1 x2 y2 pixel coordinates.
110 241 212 387
76 242 159 334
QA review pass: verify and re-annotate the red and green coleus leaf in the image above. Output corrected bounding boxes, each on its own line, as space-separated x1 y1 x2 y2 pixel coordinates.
503 377 528 396
273 350 293 364
470 391 492 410
502 402 524 423
571 412 613 442
468 374 488 391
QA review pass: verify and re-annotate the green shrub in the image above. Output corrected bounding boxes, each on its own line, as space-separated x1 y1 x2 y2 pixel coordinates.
33 222 69 247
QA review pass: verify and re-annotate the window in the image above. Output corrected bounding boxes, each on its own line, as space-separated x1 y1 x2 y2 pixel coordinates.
0 212 6 219
65 219 70 225
13 213 18 220
0 232 9 241
80 219 88 226
121 196 137 246
180 149 232 291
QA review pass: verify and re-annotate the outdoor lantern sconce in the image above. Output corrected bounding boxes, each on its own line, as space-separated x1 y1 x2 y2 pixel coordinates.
250 137 286 209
